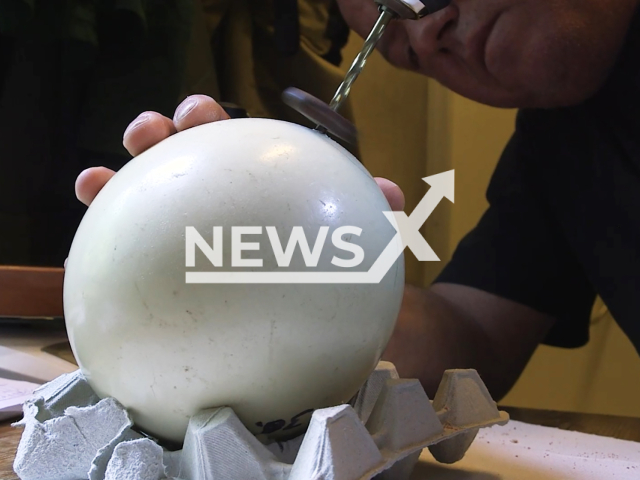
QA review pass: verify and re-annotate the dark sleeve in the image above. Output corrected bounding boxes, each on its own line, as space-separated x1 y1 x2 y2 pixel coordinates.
435 111 596 348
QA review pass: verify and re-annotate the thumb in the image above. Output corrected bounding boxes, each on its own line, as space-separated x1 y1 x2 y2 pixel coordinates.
375 177 405 211
75 167 117 206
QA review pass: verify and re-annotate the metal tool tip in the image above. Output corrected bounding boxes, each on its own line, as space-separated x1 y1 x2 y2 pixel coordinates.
282 87 358 145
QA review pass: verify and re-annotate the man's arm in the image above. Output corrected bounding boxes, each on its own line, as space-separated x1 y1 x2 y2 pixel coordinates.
383 283 556 400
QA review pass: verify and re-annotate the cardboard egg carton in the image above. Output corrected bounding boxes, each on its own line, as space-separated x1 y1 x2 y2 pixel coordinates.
12 362 509 480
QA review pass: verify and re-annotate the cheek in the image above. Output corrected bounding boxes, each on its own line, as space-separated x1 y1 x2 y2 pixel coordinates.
484 8 538 89
482 5 600 106
483 8 572 102
412 3 592 108
422 52 526 107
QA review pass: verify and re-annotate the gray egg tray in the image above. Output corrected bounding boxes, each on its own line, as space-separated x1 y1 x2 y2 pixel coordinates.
11 362 508 480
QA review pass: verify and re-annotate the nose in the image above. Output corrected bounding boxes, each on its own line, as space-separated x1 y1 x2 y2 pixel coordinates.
403 3 459 64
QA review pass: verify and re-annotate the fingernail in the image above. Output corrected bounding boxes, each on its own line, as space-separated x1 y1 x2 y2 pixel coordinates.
123 113 151 138
174 97 198 122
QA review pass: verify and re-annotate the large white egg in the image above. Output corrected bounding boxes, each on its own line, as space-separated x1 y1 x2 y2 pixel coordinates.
63 118 404 444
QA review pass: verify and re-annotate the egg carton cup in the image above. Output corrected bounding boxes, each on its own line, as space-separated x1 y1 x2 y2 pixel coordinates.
11 362 509 480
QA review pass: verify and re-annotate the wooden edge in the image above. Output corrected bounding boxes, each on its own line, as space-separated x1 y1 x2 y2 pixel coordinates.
0 266 64 317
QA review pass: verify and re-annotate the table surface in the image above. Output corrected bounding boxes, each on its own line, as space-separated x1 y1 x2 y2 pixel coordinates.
0 419 22 480
1 407 639 479
500 406 640 443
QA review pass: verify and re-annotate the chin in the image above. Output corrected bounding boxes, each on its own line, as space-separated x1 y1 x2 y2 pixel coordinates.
479 47 615 109
428 44 616 110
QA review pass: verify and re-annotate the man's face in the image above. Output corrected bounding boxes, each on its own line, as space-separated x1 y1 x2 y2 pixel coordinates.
375 0 638 108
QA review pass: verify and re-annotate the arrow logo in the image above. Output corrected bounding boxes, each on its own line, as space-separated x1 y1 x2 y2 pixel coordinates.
383 169 454 262
186 170 455 284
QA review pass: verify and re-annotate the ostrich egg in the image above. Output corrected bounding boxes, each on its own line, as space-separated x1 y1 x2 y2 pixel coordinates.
63 118 404 444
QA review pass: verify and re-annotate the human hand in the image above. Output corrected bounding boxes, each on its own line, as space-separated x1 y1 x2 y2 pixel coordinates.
75 95 405 209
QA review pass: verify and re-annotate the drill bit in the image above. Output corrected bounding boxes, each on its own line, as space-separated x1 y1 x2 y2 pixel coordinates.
283 5 396 142
329 7 395 111
314 6 395 135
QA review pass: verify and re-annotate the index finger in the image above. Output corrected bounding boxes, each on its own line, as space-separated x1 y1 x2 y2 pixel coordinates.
75 167 116 206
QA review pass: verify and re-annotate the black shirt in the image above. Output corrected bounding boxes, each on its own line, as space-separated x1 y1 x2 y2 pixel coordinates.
436 11 640 356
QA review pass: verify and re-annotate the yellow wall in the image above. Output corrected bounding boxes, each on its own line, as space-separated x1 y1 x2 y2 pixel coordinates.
341 37 430 286
422 82 517 284
341 33 640 417
504 303 640 417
